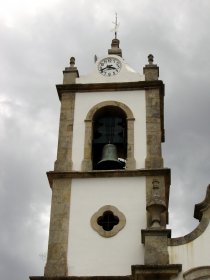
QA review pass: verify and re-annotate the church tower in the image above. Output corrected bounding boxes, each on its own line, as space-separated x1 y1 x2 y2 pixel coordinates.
30 32 191 280
41 35 181 278
29 19 210 279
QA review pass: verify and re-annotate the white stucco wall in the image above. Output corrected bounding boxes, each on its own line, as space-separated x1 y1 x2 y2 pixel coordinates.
72 90 146 170
76 54 145 84
168 224 210 279
68 176 146 276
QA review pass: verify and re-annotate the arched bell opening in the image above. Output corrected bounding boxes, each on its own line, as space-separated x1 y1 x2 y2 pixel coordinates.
92 106 127 170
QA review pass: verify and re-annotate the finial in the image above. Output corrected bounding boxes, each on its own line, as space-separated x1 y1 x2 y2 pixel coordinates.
143 54 159 81
148 54 154 65
112 12 120 39
70 57 75 67
63 56 79 84
109 14 122 57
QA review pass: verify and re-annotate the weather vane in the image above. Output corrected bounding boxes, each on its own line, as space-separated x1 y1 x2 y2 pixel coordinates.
112 12 120 39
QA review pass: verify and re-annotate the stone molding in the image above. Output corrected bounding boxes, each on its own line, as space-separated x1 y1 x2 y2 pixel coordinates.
183 266 210 280
90 205 126 237
81 100 136 171
31 265 182 280
141 229 171 243
30 277 131 280
56 80 164 99
132 264 182 280
85 101 134 120
46 168 171 187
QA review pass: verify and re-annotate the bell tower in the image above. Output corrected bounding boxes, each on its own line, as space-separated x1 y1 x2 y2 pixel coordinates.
30 35 182 280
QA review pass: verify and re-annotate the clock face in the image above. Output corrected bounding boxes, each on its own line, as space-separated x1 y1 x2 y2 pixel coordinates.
98 57 122 76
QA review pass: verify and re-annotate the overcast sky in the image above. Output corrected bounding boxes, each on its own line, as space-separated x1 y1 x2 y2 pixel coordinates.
0 0 210 279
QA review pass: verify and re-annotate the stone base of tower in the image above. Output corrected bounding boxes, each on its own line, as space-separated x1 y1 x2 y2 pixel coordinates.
30 267 182 280
30 277 131 280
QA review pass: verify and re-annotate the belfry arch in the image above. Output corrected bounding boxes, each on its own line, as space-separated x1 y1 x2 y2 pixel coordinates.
81 100 136 171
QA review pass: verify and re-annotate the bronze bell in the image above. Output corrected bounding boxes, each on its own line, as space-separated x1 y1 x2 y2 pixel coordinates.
96 144 125 170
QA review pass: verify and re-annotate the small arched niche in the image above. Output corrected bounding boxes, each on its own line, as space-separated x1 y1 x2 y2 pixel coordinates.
81 101 136 171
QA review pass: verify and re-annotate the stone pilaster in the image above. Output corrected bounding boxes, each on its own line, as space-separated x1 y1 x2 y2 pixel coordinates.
126 117 136 170
145 88 164 168
55 57 79 172
81 119 93 171
54 93 75 171
144 55 163 169
44 179 71 277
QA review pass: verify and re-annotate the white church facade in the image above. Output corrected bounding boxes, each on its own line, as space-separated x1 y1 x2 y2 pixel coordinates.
30 36 210 280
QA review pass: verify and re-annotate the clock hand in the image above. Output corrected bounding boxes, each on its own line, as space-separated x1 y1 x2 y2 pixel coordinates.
99 65 109 72
100 65 117 73
107 65 117 70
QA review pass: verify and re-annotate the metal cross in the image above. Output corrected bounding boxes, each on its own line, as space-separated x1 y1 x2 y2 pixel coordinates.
112 13 120 39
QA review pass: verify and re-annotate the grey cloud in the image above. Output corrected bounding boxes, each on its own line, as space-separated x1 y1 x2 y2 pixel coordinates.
1 0 210 279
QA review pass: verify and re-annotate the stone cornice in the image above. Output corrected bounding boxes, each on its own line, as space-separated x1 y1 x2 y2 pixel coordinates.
141 229 171 243
132 264 182 279
47 168 170 188
30 277 131 280
56 80 165 100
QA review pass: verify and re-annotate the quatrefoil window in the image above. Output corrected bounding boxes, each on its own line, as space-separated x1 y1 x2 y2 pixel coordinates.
91 205 126 237
97 211 119 231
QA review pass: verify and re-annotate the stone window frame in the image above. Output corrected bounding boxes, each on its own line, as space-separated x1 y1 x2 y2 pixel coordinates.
90 205 126 238
183 267 210 280
81 100 136 171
